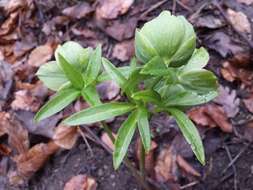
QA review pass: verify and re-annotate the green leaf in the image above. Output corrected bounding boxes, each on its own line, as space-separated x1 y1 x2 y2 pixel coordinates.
36 61 68 91
179 69 218 93
167 108 205 165
57 53 84 89
63 102 135 126
140 56 168 76
81 85 101 106
165 90 218 106
102 58 127 90
55 41 89 70
182 47 209 72
97 66 134 82
113 110 138 169
35 88 80 122
132 89 161 105
85 45 102 85
137 106 151 152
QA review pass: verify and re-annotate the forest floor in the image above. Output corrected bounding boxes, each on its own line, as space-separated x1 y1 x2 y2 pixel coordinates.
0 0 253 190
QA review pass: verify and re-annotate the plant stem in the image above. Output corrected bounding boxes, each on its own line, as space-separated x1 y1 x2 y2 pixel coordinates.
139 142 146 181
83 124 151 190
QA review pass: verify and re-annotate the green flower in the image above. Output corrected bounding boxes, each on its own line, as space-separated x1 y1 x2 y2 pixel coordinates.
135 11 196 67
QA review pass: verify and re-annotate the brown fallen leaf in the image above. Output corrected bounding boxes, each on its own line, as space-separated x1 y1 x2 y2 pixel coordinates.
0 61 13 103
227 9 251 34
53 125 79 149
101 132 116 151
11 82 48 112
64 175 97 190
97 81 120 100
4 0 27 14
243 121 253 142
96 0 134 19
154 145 178 182
0 12 18 36
0 112 29 154
136 139 158 176
243 94 253 113
176 155 201 177
71 27 97 39
10 141 59 185
27 43 54 67
112 40 134 62
62 2 94 19
188 104 233 133
0 144 12 156
194 14 224 29
214 86 240 118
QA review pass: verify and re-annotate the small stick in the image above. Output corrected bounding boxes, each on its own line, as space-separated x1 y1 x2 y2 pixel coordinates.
180 181 199 190
172 0 177 15
140 0 168 19
222 143 249 174
78 127 94 157
224 145 237 190
176 0 192 12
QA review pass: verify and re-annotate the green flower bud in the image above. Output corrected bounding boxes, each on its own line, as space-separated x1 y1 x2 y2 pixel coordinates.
135 11 196 67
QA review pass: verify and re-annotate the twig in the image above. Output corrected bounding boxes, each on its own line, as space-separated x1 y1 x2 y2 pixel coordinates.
224 145 237 190
82 125 151 190
212 1 253 49
180 181 199 189
176 0 192 12
172 0 177 15
77 127 94 157
222 143 250 174
188 0 211 22
140 0 168 19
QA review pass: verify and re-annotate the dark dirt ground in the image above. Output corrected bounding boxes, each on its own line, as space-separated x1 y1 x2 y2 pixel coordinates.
1 0 253 190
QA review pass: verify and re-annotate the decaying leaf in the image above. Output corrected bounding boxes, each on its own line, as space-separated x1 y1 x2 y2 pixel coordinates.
10 141 59 185
188 104 233 133
227 9 251 34
176 155 201 177
97 81 120 100
101 132 116 150
11 82 48 112
243 94 253 113
0 61 13 104
27 43 54 67
237 0 253 5
0 12 18 36
154 145 178 182
64 175 97 190
0 112 29 154
96 0 134 19
0 144 12 156
62 2 94 19
112 40 134 62
53 125 79 149
214 86 240 118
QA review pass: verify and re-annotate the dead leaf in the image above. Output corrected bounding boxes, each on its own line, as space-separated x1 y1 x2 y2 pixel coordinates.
0 144 12 156
154 145 178 182
27 43 54 67
188 104 233 133
11 82 48 112
243 94 253 113
0 61 13 103
194 15 224 29
237 0 253 5
4 0 27 14
0 12 18 36
176 155 200 177
0 112 29 154
112 40 134 61
62 2 94 19
53 125 79 149
64 175 97 190
214 86 240 118
101 132 116 150
97 81 120 100
227 9 251 34
136 139 157 176
16 110 62 138
244 121 253 142
96 0 134 19
205 32 243 58
71 27 97 39
9 141 59 185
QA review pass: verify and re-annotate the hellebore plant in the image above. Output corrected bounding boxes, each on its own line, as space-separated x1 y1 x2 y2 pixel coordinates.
35 11 218 177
